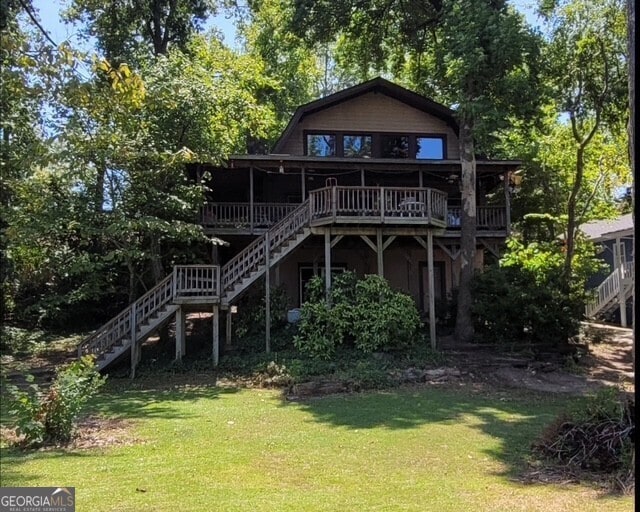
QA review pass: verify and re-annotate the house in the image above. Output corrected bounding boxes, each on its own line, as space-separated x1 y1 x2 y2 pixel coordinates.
78 77 521 374
582 213 634 326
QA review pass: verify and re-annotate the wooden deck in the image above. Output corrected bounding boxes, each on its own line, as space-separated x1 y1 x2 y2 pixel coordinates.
201 186 506 234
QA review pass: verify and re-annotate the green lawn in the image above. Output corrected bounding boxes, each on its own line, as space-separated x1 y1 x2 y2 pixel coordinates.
0 381 633 512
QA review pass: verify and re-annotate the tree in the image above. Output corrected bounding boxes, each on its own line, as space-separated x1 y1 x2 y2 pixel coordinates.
500 113 631 229
5 32 280 327
0 0 65 321
64 0 217 63
290 0 542 343
539 0 628 282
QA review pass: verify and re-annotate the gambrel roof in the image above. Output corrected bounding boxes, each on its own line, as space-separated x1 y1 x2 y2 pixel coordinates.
272 77 459 153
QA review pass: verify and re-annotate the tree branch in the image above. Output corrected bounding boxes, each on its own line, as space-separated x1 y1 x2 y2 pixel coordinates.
17 0 58 47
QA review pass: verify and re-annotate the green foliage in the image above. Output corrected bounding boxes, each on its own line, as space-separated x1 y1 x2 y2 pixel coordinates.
233 283 290 340
350 275 421 353
4 34 280 328
294 287 343 359
471 237 603 345
500 114 631 228
7 356 106 446
294 272 420 359
64 0 216 62
238 0 321 134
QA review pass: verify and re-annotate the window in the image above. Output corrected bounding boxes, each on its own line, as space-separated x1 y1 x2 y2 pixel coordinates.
307 134 336 157
381 135 409 158
343 135 372 157
299 265 346 304
415 137 445 159
304 131 447 159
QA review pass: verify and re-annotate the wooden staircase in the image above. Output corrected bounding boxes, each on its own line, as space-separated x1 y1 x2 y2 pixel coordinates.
221 201 311 304
78 187 450 371
78 202 312 371
585 262 634 321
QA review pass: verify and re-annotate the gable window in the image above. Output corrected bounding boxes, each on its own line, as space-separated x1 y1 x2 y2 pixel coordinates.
381 135 409 158
416 136 445 159
343 135 372 157
307 134 336 156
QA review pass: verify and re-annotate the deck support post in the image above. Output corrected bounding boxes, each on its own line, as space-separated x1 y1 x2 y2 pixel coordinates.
324 229 332 299
226 309 233 348
419 170 423 188
249 166 254 233
175 307 186 361
212 304 219 366
265 232 271 353
376 229 384 277
427 231 437 349
130 307 138 379
361 168 365 187
504 171 511 236
615 238 628 327
301 167 306 199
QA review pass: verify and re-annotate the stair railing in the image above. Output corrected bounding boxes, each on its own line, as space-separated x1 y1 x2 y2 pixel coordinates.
78 273 175 359
221 200 310 292
585 261 634 318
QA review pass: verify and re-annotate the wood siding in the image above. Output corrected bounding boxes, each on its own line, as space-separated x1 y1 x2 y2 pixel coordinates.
273 237 483 308
279 92 460 159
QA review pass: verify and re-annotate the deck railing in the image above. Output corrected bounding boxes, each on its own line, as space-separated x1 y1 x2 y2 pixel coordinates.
221 201 310 292
585 261 634 318
78 265 220 359
174 265 220 298
308 186 447 226
446 206 506 230
201 202 298 229
202 190 510 232
77 273 174 359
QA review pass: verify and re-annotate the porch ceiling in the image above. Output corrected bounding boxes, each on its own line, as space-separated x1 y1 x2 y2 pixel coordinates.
223 154 521 175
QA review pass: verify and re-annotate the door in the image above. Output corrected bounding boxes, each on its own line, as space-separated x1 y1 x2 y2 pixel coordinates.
419 262 446 313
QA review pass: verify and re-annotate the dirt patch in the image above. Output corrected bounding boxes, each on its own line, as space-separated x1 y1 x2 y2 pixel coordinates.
1 417 142 451
438 322 634 395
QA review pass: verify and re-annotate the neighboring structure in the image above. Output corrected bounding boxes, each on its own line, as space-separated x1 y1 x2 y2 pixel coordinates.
582 213 634 326
78 77 521 373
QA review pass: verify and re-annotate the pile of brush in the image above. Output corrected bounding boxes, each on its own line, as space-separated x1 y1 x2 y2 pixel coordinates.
531 387 635 493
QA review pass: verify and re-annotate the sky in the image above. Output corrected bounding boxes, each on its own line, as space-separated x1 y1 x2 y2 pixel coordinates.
30 0 541 54
30 0 240 51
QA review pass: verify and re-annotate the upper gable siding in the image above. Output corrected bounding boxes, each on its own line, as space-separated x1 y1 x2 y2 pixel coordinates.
278 92 460 159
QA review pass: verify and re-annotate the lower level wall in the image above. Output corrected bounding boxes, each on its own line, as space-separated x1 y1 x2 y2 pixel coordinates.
267 235 485 311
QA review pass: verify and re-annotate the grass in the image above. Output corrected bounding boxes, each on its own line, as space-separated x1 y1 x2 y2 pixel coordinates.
0 380 633 512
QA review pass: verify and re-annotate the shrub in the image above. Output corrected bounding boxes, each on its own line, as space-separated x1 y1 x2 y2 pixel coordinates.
351 275 420 353
233 283 290 340
7 356 106 446
294 272 420 358
293 290 345 359
471 237 602 346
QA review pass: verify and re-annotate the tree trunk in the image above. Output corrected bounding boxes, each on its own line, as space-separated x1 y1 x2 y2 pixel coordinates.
95 163 105 213
127 260 137 304
627 0 635 370
149 235 169 343
150 235 164 284
454 116 477 343
563 145 585 284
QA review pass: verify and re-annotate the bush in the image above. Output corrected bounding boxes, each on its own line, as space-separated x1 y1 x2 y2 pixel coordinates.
232 283 291 351
7 356 106 446
351 275 420 353
294 272 420 358
471 237 601 346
